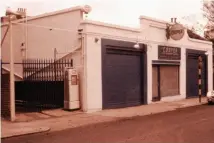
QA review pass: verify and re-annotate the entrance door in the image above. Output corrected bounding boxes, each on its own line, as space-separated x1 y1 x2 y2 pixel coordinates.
160 66 180 97
186 50 207 98
152 65 180 100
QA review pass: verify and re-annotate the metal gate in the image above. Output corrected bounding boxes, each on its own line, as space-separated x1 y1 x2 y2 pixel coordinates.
15 59 73 111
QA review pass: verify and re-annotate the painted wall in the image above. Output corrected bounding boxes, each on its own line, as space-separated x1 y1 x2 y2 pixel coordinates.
80 21 141 112
1 9 86 112
80 17 213 112
1 9 83 78
139 16 213 103
1 23 24 77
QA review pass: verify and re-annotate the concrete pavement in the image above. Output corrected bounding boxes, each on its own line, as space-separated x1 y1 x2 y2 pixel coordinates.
3 102 214 143
93 98 207 118
1 97 207 139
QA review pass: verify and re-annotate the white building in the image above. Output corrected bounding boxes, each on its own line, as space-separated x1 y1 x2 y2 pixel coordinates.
78 16 213 112
1 6 213 115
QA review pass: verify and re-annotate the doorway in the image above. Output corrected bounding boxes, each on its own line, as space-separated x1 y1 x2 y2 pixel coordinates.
101 39 147 109
186 49 208 98
152 64 180 101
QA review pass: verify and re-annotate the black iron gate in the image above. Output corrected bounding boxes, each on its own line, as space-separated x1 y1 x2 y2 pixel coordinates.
15 59 73 111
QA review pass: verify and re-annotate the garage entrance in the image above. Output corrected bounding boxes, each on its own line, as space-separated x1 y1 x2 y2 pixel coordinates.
101 39 147 109
186 49 208 98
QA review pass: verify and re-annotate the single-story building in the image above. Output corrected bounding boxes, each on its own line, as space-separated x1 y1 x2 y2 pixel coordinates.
1 5 213 114
78 17 213 112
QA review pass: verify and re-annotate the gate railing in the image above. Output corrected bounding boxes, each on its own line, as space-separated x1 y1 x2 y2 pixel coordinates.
23 59 73 81
15 58 73 111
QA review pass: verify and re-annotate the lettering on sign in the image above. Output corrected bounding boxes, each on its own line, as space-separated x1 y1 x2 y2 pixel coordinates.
158 45 181 60
171 29 183 35
169 24 185 40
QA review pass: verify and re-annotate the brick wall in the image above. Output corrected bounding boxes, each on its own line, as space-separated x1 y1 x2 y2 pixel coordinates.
1 74 11 118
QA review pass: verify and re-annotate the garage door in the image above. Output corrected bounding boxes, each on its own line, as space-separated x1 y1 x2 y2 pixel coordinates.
186 54 199 98
102 48 143 109
186 50 207 98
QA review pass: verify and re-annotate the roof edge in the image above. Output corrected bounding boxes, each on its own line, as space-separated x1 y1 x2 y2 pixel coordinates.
81 19 141 33
1 5 84 27
188 37 212 45
139 15 172 25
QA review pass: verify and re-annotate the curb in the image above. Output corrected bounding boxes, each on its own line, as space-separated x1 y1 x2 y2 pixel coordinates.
178 103 207 108
1 102 208 139
1 127 51 139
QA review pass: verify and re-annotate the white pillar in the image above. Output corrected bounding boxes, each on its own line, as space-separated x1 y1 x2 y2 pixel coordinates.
180 47 186 98
208 50 213 91
9 19 15 121
147 44 152 104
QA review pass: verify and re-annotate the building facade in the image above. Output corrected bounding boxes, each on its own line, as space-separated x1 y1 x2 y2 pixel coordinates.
1 6 213 114
79 17 213 112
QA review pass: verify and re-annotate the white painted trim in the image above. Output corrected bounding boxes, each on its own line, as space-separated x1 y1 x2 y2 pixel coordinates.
1 6 83 27
140 15 172 25
160 95 185 102
85 108 102 113
188 37 212 45
81 20 141 33
82 31 212 50
149 23 166 29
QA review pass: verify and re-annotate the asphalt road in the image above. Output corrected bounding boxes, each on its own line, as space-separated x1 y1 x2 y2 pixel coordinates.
2 104 214 143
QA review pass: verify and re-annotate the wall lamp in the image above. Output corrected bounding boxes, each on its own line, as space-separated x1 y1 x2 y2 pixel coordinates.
133 36 141 49
133 42 140 49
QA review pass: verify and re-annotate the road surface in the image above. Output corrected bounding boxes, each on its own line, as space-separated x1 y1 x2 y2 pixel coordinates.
2 104 214 143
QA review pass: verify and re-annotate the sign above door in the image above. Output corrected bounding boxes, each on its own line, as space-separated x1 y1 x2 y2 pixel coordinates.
158 45 181 60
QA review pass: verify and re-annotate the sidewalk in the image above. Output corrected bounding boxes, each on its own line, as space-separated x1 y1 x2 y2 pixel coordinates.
1 97 207 139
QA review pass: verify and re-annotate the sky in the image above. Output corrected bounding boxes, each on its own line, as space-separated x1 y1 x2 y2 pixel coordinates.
0 0 205 28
